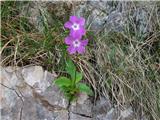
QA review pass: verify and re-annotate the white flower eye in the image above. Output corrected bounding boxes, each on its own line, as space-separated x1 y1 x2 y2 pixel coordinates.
72 23 79 30
73 40 80 47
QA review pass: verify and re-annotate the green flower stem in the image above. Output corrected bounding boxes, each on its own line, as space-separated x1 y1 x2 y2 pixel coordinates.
73 69 76 87
72 55 78 88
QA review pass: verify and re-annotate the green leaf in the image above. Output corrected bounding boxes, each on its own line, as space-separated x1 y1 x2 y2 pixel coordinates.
54 77 71 87
75 72 83 83
65 59 76 80
78 83 93 96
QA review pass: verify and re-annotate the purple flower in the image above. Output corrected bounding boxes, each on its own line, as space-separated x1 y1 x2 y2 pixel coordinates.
65 36 88 54
64 16 86 38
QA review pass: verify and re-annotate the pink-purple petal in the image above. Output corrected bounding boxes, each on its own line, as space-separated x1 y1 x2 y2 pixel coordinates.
78 27 86 35
70 28 86 38
64 36 73 45
78 17 85 26
81 39 88 46
64 21 72 29
70 16 78 23
70 29 81 38
69 30 76 38
77 46 85 54
67 46 76 54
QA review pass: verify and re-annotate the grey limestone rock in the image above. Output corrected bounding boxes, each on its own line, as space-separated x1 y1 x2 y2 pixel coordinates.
0 66 68 120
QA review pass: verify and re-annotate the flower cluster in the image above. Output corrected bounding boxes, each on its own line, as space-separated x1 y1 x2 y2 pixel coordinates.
64 16 88 54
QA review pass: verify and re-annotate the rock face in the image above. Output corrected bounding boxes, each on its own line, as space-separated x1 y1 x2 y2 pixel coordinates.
20 1 72 32
21 1 54 33
1 66 139 120
73 1 126 32
74 0 155 35
0 66 68 120
21 1 155 38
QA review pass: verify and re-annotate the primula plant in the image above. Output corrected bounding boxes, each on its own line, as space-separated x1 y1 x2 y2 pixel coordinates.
53 16 93 101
